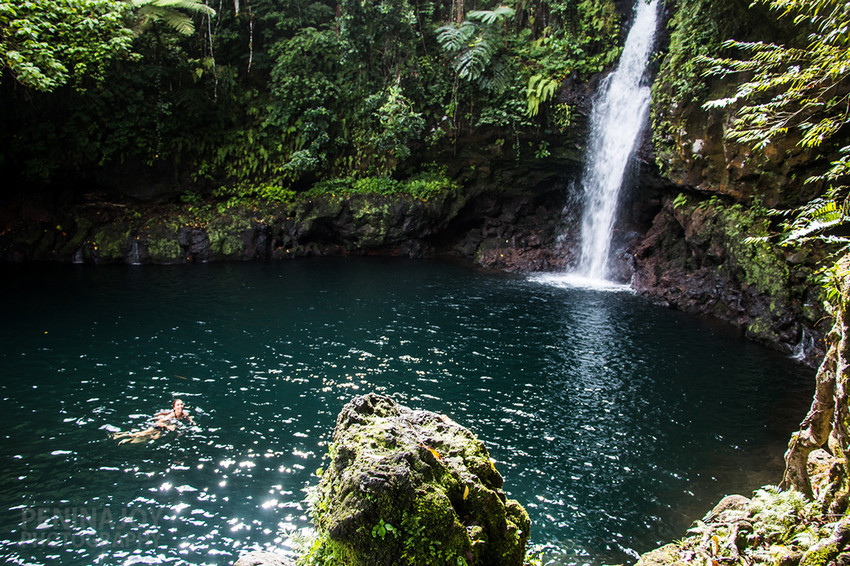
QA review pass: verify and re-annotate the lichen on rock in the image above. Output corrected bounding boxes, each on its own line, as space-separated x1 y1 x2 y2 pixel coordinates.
300 393 530 566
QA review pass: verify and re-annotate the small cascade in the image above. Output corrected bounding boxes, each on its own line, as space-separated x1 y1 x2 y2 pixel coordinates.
573 0 661 283
792 327 814 362
126 237 143 265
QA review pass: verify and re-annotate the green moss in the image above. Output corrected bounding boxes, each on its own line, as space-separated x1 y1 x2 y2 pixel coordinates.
90 221 131 262
679 196 791 300
801 543 839 566
143 217 183 263
206 213 252 259
724 212 790 301
302 394 527 566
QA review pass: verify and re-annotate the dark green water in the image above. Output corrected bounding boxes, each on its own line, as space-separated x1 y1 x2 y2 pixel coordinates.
0 259 812 566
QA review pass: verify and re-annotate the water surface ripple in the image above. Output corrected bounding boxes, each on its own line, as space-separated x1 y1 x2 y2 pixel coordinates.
0 259 812 565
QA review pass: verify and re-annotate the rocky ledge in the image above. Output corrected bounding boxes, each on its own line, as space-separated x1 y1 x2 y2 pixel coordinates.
635 462 849 566
0 186 827 368
631 193 828 365
0 188 570 272
298 393 530 566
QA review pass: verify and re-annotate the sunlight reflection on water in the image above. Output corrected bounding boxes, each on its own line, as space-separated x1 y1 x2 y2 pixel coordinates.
0 259 812 566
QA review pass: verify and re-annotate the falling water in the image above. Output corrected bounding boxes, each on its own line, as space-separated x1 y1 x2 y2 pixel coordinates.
574 0 660 282
127 237 142 265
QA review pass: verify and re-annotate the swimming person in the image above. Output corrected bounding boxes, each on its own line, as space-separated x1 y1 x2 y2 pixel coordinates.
112 398 195 444
154 398 195 430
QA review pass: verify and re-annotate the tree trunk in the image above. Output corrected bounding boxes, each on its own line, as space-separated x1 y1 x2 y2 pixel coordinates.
782 256 850 508
781 340 837 496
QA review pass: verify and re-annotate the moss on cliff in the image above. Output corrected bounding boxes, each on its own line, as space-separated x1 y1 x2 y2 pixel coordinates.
633 193 826 358
650 0 813 205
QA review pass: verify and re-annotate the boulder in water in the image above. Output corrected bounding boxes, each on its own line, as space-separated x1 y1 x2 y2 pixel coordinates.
302 393 530 566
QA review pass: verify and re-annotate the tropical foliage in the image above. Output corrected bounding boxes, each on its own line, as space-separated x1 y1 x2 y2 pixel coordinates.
0 0 625 200
701 0 850 256
132 0 215 36
0 0 134 91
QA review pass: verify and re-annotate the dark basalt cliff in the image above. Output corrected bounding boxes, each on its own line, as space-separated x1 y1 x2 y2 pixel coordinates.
631 195 827 363
0 173 573 269
627 0 835 367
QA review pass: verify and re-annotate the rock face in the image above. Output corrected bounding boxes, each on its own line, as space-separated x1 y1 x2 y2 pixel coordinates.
652 91 827 208
631 194 828 365
0 187 573 273
302 393 530 566
649 0 831 209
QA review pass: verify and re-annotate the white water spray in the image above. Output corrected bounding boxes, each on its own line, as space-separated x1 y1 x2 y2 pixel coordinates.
574 0 660 282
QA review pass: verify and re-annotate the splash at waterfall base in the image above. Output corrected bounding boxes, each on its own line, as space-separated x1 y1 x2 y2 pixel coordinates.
297 393 530 566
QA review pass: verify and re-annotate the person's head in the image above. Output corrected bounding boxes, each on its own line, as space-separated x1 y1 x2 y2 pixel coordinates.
172 398 185 417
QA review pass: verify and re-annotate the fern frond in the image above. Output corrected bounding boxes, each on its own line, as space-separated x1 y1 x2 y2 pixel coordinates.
439 10 511 86
467 7 516 25
526 74 560 116
133 0 214 16
779 196 850 246
436 23 475 54
132 0 214 35
744 235 772 244
478 59 512 93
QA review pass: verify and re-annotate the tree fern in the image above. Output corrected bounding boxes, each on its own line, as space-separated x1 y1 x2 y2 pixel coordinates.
437 8 516 88
132 0 215 36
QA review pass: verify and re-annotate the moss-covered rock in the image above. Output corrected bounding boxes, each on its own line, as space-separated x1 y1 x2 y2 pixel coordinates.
650 0 828 207
301 393 530 566
632 193 827 365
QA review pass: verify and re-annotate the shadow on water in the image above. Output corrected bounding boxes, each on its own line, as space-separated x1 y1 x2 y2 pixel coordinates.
0 259 812 566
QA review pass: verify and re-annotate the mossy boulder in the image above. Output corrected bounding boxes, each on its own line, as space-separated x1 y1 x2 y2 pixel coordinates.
302 393 530 566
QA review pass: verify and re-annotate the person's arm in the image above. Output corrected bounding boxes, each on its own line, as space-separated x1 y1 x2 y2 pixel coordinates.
154 412 176 430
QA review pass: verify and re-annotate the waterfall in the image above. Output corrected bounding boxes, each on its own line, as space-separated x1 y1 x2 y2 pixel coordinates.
573 0 660 282
126 237 143 265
